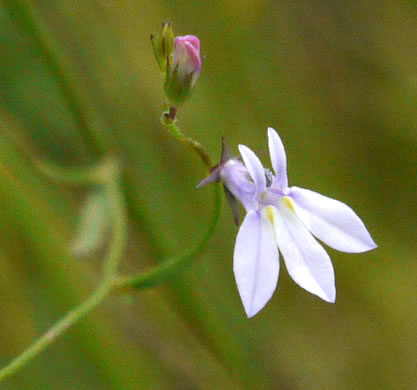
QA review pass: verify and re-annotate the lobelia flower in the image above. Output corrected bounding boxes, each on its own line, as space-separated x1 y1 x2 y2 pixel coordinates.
164 35 202 105
199 128 377 318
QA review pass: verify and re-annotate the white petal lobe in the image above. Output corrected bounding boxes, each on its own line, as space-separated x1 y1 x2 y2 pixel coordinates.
233 210 279 317
238 145 266 194
267 127 288 190
273 199 336 303
290 187 377 253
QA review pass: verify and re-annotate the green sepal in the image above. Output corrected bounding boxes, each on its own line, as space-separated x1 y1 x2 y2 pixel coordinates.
164 65 195 105
151 22 174 73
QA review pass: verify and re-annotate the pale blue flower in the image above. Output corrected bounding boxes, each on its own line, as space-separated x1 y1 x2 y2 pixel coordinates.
200 128 377 317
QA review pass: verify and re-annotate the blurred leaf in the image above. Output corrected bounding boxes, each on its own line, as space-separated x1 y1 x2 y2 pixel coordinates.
72 189 111 256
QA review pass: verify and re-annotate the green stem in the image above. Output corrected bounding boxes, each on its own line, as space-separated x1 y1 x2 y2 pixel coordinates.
115 183 222 290
165 121 213 168
0 282 112 383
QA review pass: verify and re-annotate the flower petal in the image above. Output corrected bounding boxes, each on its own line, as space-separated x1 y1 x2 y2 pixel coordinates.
234 210 279 317
272 197 336 303
238 145 266 194
290 187 377 253
267 127 288 190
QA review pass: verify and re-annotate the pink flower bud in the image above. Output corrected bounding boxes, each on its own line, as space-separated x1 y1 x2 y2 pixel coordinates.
173 35 201 80
164 35 202 105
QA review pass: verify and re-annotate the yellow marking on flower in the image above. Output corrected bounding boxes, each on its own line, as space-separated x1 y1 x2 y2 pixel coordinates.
264 205 276 224
282 196 295 212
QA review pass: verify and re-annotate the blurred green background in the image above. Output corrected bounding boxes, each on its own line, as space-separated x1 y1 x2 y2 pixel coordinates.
0 0 416 389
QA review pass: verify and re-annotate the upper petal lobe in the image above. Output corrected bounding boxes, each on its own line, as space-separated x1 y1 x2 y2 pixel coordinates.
238 145 266 195
267 127 288 191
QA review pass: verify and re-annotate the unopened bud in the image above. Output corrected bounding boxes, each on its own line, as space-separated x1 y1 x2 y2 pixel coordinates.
164 35 202 105
151 22 175 73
